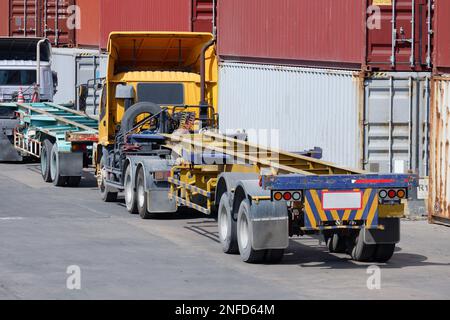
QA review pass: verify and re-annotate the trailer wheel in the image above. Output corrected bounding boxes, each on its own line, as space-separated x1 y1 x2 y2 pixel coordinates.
99 154 118 202
237 199 266 263
373 244 396 263
136 167 153 219
124 165 138 214
50 144 68 187
265 249 285 264
351 230 376 262
67 176 81 188
327 234 347 253
40 139 53 182
217 193 238 254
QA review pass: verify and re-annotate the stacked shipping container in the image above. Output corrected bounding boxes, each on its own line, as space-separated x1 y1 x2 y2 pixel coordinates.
217 0 436 218
218 0 431 171
0 0 216 48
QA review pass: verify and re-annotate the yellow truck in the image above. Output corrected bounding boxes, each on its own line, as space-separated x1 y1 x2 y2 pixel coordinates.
96 32 417 264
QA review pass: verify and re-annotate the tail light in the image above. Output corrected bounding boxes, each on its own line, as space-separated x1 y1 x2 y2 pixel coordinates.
378 188 407 202
71 144 87 152
397 189 406 199
283 192 292 201
272 191 302 202
388 190 397 198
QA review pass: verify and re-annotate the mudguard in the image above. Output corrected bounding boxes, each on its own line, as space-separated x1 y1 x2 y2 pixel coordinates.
234 180 289 251
58 152 83 176
127 156 177 213
0 119 22 161
215 172 259 205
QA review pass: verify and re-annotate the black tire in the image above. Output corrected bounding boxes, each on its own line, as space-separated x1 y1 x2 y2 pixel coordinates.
327 233 347 253
351 230 376 262
217 193 238 254
124 165 138 214
136 167 154 219
67 176 81 187
373 244 396 263
120 102 162 135
99 154 118 202
50 144 68 187
237 199 266 263
40 139 53 182
265 249 285 264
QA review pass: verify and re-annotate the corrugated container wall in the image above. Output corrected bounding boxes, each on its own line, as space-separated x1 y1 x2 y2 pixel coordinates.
429 76 450 225
8 0 75 47
99 0 192 49
76 0 100 47
218 63 363 169
0 0 8 36
218 0 365 69
218 0 431 72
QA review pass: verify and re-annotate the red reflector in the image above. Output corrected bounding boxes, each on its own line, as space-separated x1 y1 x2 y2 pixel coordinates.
354 179 395 184
283 192 292 201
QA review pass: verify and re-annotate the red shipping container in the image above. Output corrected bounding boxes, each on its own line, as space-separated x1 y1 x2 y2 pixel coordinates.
433 0 450 73
0 0 8 36
76 0 100 47
218 0 432 71
8 0 76 47
99 0 192 49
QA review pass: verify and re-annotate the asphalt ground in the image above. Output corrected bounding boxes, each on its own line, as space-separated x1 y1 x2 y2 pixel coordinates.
0 162 449 299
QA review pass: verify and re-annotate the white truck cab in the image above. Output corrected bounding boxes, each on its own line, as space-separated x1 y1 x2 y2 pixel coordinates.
0 38 57 102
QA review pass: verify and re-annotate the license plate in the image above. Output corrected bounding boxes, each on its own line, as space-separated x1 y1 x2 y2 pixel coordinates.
322 191 362 210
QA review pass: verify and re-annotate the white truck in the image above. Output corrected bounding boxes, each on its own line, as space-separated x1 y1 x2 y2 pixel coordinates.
0 37 57 102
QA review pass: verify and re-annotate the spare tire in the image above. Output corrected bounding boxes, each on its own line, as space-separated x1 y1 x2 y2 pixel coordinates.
120 102 162 135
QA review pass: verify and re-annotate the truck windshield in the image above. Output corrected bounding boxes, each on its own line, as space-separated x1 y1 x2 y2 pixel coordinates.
137 83 184 105
0 70 36 85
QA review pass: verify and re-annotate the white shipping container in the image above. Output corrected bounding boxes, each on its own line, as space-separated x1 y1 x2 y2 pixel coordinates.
52 48 107 114
218 62 363 169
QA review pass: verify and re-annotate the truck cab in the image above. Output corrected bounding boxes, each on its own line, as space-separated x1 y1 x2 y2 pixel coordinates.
98 32 218 147
0 38 57 102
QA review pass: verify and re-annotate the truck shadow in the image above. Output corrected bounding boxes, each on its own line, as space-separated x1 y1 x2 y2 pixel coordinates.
281 239 450 269
182 221 450 269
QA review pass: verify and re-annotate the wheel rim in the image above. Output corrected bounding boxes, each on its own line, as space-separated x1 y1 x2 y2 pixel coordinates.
137 179 145 208
125 172 133 205
219 204 228 241
41 147 47 174
50 151 57 180
239 209 249 249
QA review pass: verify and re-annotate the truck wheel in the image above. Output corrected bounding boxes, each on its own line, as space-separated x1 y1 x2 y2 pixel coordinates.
124 165 138 214
67 176 81 188
40 139 53 182
265 249 285 264
50 144 68 187
99 154 118 202
351 230 376 262
373 244 396 263
327 234 347 253
217 193 238 254
237 199 266 263
136 167 153 219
